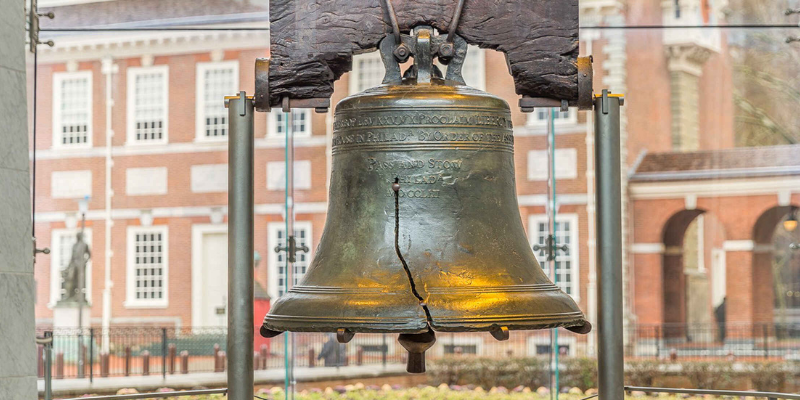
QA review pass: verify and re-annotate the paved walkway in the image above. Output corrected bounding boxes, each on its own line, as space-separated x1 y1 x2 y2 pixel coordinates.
39 364 409 397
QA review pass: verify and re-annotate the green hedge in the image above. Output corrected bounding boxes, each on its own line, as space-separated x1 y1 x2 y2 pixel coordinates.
428 357 796 392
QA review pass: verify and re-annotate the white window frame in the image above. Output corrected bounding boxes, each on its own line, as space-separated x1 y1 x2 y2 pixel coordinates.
526 107 578 127
267 221 313 299
195 60 239 142
126 65 169 145
266 160 312 191
49 228 93 307
267 109 312 138
528 213 580 301
435 335 484 356
460 45 486 90
125 225 169 308
527 148 579 182
349 51 385 95
52 70 93 149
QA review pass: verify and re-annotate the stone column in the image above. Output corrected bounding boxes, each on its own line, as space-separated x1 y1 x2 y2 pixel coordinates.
0 0 36 397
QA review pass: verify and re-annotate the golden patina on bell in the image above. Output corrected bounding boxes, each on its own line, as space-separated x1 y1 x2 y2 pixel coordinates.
262 27 590 373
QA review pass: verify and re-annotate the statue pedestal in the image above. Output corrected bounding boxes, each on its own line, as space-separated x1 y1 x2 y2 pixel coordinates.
53 301 90 330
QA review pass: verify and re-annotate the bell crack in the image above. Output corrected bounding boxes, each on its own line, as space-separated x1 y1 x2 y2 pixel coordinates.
393 178 434 327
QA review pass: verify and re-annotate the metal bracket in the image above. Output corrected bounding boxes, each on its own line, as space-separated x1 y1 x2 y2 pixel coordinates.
274 235 309 263
33 236 50 264
28 0 55 53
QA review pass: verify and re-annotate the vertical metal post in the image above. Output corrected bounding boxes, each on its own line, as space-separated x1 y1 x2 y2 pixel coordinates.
89 328 94 383
162 328 167 379
226 92 255 400
594 90 624 400
43 331 53 400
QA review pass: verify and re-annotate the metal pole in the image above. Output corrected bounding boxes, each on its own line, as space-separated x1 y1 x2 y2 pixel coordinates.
284 107 296 399
44 331 53 400
89 328 94 383
78 211 86 379
226 91 255 400
594 90 624 400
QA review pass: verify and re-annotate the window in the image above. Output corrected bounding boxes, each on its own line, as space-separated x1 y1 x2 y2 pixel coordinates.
196 61 238 141
53 71 92 148
526 107 577 127
461 45 486 90
268 109 312 138
49 229 92 306
126 226 168 307
529 214 579 299
437 335 483 356
527 148 578 181
266 160 312 191
349 51 385 94
268 222 312 299
526 334 575 356
127 66 168 144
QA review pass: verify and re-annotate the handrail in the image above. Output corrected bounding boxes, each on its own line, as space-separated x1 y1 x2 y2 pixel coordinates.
59 388 227 400
625 386 800 399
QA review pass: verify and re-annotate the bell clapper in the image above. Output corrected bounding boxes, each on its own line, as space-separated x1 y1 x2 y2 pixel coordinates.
398 329 437 373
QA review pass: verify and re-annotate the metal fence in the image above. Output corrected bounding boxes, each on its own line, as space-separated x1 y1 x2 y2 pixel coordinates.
36 322 800 380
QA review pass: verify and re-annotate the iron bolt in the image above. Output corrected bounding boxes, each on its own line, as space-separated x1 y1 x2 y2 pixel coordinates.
440 43 455 59
393 44 410 62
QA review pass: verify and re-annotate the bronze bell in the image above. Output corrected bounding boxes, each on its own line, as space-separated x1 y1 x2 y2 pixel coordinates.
262 27 590 373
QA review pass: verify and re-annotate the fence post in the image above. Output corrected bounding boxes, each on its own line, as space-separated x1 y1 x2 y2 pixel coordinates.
100 353 109 377
38 345 44 378
89 328 94 383
763 324 769 360
254 351 260 370
142 350 150 376
382 333 387 367
180 351 189 374
162 328 167 379
55 352 64 379
168 344 176 374
220 351 227 372
42 331 53 400
124 346 131 377
356 347 364 366
214 344 221 372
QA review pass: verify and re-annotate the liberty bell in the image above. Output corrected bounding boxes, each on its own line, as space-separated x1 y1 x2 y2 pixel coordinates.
262 27 591 373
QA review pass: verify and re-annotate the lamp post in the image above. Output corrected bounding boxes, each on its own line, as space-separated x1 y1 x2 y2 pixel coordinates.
76 196 88 379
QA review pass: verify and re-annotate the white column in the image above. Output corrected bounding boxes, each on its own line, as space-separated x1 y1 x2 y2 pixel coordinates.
100 57 118 352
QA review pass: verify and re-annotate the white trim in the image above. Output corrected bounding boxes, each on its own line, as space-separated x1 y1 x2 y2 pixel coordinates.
528 213 581 301
126 65 169 145
125 225 169 308
630 177 800 199
31 136 328 160
436 335 484 356
267 109 313 138
38 29 266 64
778 190 793 206
52 70 93 149
631 243 665 254
49 228 93 308
711 248 726 308
722 240 754 252
195 60 239 142
33 202 329 223
267 221 313 299
191 224 227 328
518 193 588 207
38 0 114 7
513 123 587 137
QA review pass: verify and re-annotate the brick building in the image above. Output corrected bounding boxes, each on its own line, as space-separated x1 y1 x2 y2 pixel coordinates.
31 0 800 356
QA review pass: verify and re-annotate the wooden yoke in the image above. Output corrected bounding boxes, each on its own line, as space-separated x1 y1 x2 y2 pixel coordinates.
256 0 592 113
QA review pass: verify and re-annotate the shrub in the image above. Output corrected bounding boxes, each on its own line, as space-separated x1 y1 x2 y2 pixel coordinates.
745 361 789 392
625 360 662 387
681 361 734 390
561 358 597 390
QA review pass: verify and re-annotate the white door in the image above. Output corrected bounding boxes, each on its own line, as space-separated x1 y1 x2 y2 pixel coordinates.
199 232 228 327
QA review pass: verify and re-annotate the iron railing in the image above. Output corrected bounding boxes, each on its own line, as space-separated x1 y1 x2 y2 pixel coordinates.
36 322 800 379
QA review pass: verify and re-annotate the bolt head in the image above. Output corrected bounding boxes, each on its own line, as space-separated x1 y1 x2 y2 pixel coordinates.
393 44 410 62
440 43 454 58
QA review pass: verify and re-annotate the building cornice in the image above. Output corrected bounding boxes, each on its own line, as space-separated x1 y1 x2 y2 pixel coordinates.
38 26 267 64
630 176 800 199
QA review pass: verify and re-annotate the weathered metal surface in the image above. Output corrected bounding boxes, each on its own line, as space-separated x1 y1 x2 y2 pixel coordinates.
262 30 590 339
267 0 580 106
